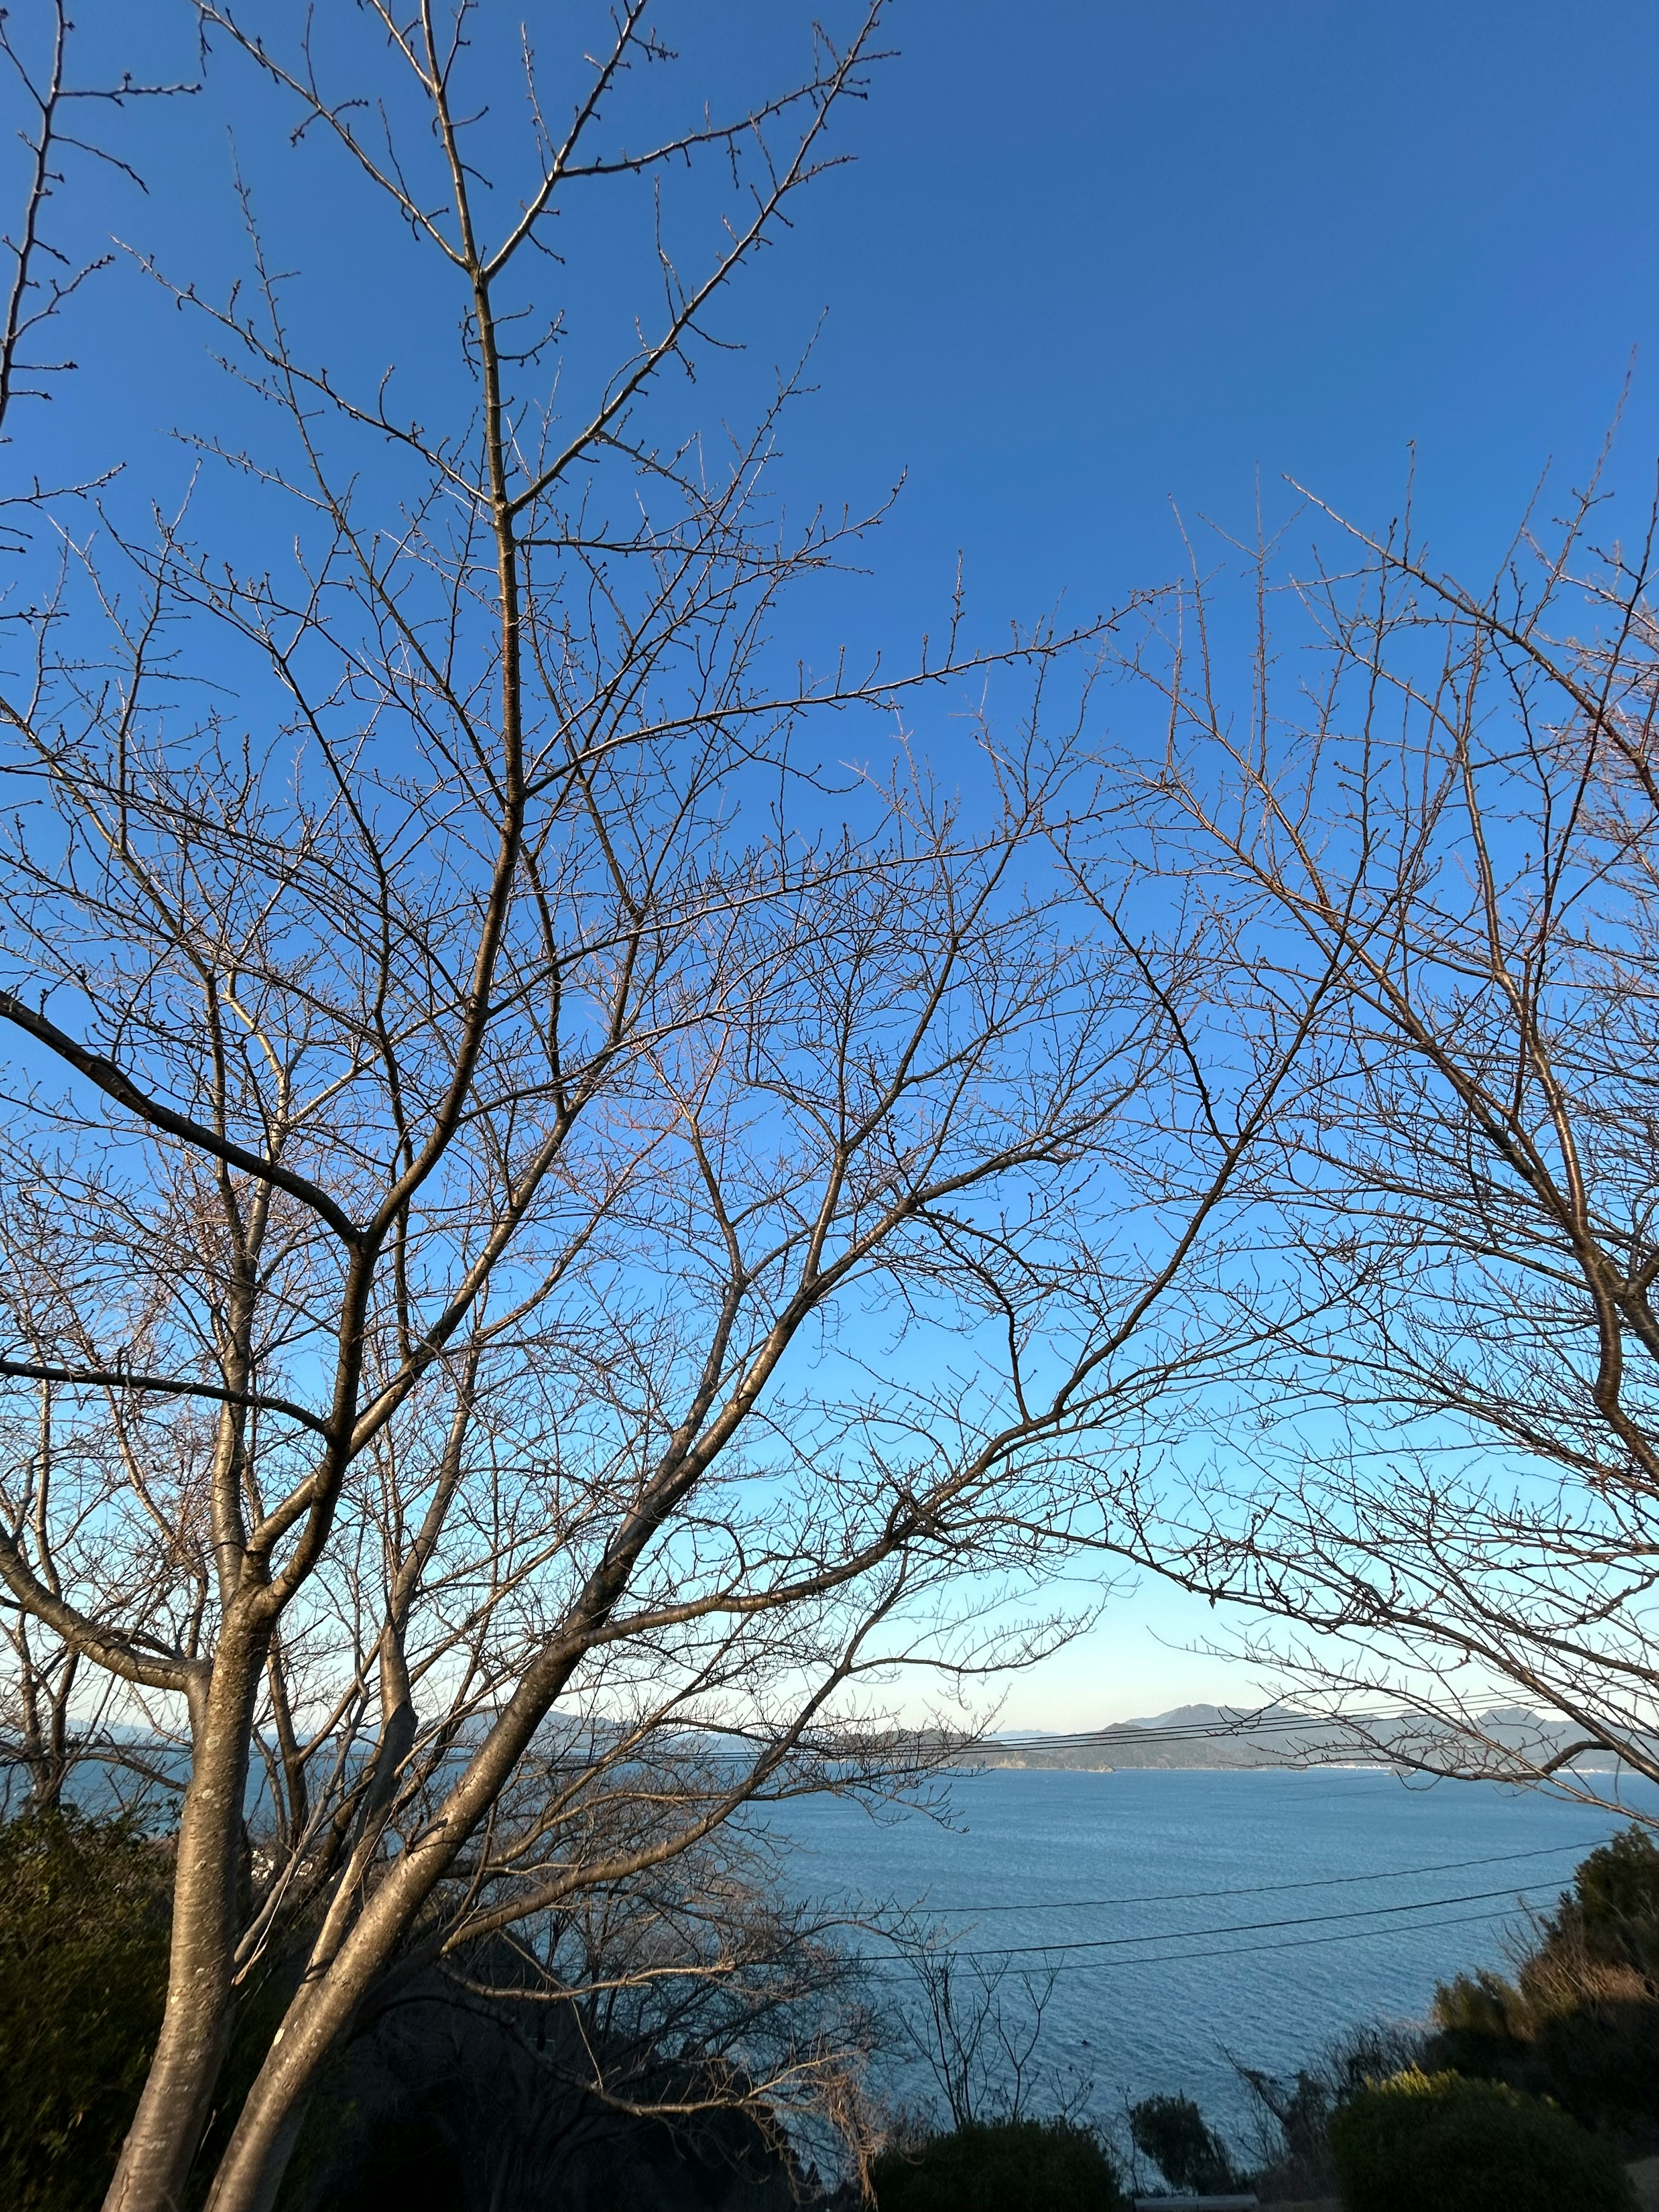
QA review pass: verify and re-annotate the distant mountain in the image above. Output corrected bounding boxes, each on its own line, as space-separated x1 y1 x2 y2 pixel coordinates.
969 1701 1621 1772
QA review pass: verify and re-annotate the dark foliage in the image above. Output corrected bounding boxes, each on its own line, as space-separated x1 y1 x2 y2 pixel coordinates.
1127 2093 1240 2193
291 1977 802 2212
1329 2068 1632 2212
0 1808 810 2212
1430 1824 1659 2126
1231 2020 1426 2199
1557 1827 1659 1972
871 2118 1127 2212
315 2076 794 2212
0 1806 346 2211
0 1808 170 2212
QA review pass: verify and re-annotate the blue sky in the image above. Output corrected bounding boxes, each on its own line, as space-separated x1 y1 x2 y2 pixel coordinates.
769 0 1659 640
35 0 1659 617
15 0 1659 1726
779 0 1659 1726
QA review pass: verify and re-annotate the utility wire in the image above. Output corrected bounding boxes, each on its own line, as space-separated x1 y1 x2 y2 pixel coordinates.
987 1707 1422 1752
862 1900 1555 1980
905 1838 1588 1914
979 1704 1538 1753
848 1879 1559 1967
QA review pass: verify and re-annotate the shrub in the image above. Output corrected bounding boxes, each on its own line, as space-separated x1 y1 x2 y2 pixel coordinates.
1328 2067 1633 2212
1567 1824 1659 1968
1234 2020 1427 2201
0 1808 171 2212
1428 1831 1659 2125
1128 2093 1241 2193
870 2117 1128 2212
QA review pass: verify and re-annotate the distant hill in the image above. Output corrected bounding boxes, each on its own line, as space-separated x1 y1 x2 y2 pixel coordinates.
968 1701 1621 1772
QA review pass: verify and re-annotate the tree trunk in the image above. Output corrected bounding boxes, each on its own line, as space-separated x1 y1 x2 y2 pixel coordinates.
197 1840 443 2212
102 1637 261 2212
199 1648 583 2212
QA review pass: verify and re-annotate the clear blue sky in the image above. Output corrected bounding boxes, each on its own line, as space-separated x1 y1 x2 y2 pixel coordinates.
39 0 1659 625
19 0 1659 1724
769 0 1659 651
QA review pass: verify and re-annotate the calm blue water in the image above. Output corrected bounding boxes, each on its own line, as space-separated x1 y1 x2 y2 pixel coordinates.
754 1767 1657 2148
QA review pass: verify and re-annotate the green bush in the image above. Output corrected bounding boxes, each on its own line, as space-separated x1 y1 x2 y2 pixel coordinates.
1428 1824 1659 2125
871 2118 1128 2212
1567 1824 1659 1968
1329 2067 1633 2212
0 1808 171 2212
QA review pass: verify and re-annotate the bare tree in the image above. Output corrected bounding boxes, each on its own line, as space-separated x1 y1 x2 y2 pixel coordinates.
0 9 1294 2211
883 1931 1080 2132
1098 455 1659 1805
0 0 191 1821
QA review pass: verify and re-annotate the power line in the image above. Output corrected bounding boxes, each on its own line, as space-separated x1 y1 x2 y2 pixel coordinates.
986 1706 1422 1753
848 1879 1558 1969
981 1706 1580 1754
904 1839 1587 1915
873 1900 1553 1980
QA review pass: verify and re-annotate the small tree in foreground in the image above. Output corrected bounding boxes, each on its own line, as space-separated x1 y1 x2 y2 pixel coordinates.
1128 2092 1242 2196
0 9 1301 2210
885 1936 1081 2132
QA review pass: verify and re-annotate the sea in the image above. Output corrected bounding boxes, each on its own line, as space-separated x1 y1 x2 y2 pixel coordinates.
753 1765 1659 2155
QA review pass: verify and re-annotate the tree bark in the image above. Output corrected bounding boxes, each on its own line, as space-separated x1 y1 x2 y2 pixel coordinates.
102 1630 263 2212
